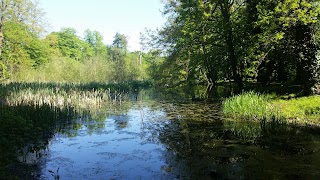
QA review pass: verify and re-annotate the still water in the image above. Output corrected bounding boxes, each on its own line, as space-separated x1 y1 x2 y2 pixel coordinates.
17 97 320 179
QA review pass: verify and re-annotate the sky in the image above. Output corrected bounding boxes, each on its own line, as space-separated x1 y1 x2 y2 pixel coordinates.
39 0 167 51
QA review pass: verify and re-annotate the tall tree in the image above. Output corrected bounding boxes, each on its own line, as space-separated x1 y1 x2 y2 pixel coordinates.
219 0 244 90
155 0 246 90
112 32 128 52
0 0 45 58
256 0 319 94
84 29 107 57
54 28 93 60
154 0 320 94
0 0 9 58
0 0 46 79
109 33 129 81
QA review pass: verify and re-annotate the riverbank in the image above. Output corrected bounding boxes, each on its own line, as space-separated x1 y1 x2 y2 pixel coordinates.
223 91 320 126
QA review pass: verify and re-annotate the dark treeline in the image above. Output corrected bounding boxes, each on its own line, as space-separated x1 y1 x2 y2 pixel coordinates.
146 0 320 95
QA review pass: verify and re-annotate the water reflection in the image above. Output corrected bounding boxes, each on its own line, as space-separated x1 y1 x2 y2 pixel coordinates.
109 115 130 130
39 103 175 179
3 90 320 179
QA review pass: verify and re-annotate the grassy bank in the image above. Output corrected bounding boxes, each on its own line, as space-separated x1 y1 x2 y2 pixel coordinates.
222 91 320 125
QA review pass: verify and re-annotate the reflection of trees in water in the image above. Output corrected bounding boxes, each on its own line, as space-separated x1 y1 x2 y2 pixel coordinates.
3 88 320 179
153 102 228 179
224 119 315 153
58 102 132 136
109 115 130 130
157 113 320 179
158 119 233 179
0 104 76 178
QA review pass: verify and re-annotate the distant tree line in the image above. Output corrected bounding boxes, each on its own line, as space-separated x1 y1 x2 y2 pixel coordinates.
0 0 159 82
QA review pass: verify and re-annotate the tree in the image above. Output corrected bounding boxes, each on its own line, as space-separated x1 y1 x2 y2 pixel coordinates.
83 29 107 58
108 33 129 82
54 28 93 61
0 0 46 79
153 0 320 94
255 0 320 94
112 32 128 52
0 0 45 58
154 0 245 90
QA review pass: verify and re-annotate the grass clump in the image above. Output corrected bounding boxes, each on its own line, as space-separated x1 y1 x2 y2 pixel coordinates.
223 91 320 125
223 91 274 120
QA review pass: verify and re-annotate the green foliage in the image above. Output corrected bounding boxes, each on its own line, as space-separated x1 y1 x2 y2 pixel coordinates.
223 91 274 120
1 21 49 78
223 91 320 125
11 56 114 82
150 0 320 94
112 32 128 51
84 29 107 58
272 95 320 123
0 1 151 84
54 28 93 60
43 33 62 57
0 0 47 79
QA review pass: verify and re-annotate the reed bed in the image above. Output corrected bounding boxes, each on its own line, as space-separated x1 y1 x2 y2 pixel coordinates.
5 87 126 110
0 81 152 113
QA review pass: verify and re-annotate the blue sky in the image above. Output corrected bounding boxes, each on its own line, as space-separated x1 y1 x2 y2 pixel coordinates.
39 0 166 51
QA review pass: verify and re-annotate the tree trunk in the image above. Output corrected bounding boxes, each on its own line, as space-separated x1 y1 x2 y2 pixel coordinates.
220 1 243 92
201 42 215 85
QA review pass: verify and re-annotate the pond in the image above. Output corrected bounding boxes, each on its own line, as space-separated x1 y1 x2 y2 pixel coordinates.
3 90 320 179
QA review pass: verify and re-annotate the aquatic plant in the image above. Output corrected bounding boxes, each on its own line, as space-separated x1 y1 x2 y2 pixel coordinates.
0 81 152 114
222 91 274 120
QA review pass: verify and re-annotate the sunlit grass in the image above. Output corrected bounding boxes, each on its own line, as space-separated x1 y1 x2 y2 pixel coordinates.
223 91 320 125
272 95 320 124
223 91 278 120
